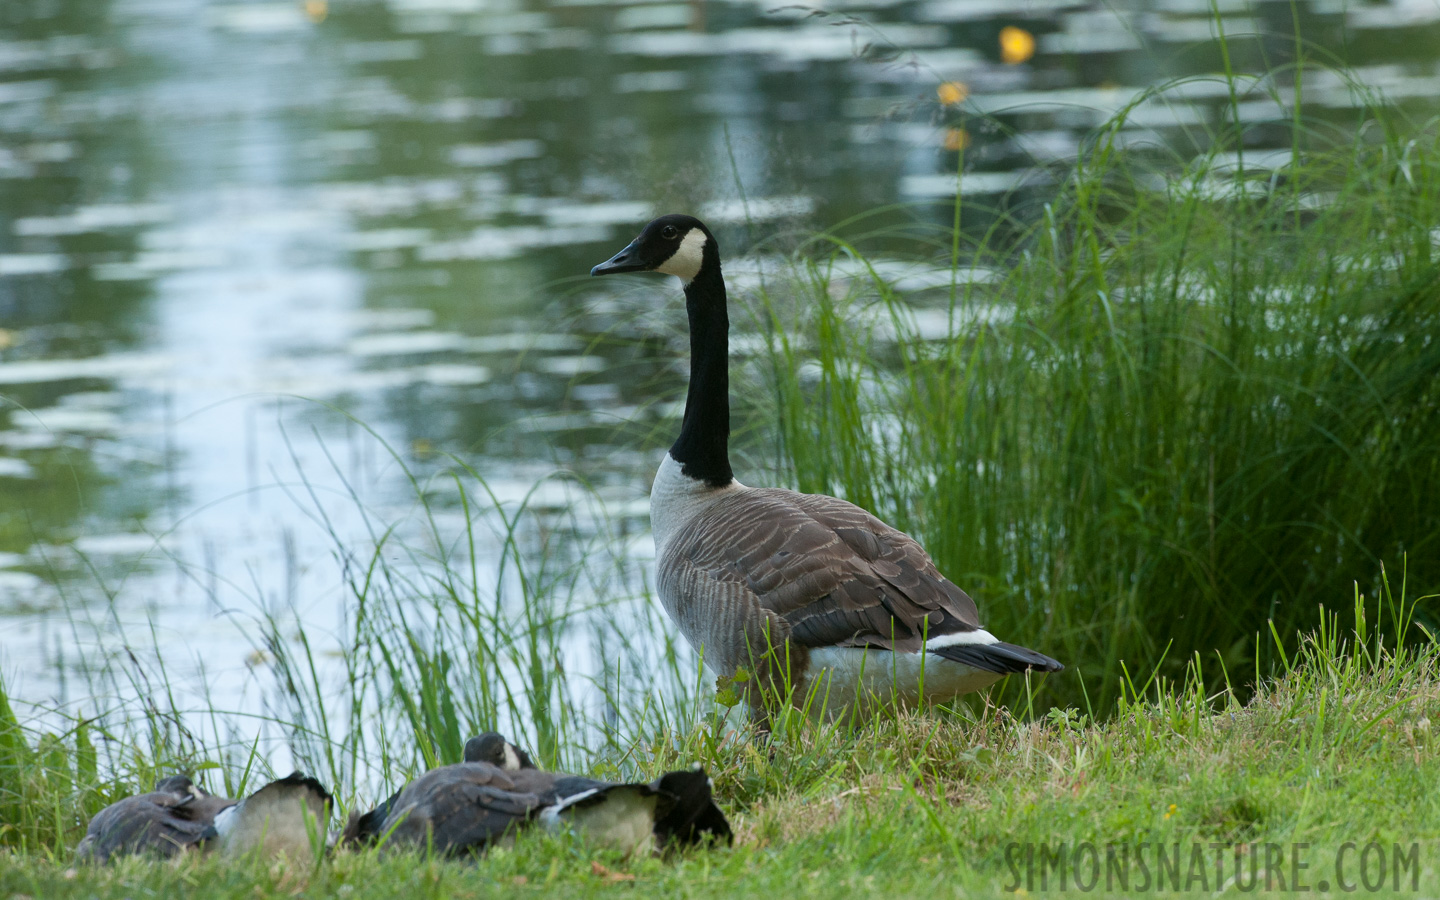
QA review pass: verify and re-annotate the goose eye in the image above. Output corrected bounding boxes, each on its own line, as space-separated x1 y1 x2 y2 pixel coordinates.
661 225 679 240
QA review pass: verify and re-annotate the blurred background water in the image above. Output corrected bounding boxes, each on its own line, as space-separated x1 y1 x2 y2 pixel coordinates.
2 0 1439 747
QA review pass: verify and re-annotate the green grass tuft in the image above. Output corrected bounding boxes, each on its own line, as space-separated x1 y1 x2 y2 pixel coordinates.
740 77 1440 716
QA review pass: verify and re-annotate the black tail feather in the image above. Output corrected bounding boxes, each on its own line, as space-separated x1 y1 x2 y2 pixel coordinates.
651 768 732 848
932 641 1063 675
340 788 400 848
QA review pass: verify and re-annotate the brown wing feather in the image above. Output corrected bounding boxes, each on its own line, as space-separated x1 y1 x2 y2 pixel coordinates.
664 488 981 658
382 762 545 855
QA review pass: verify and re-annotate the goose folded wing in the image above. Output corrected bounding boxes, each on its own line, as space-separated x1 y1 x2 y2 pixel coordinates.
675 489 983 652
76 792 216 862
410 783 542 855
385 764 543 855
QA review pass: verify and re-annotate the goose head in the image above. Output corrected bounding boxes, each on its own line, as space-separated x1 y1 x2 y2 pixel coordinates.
591 215 718 285
463 732 535 770
154 773 213 802
154 774 197 794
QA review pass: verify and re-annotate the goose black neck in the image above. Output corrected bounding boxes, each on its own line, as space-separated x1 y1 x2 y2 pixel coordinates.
670 263 733 487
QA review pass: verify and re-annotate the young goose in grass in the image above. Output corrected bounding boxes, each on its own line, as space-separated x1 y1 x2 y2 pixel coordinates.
75 772 332 864
341 732 730 856
592 215 1063 718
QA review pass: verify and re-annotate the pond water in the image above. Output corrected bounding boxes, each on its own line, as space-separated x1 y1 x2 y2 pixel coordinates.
2 0 1439 756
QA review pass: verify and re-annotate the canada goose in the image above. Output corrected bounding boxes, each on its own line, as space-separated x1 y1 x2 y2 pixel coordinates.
591 215 1062 717
75 772 332 864
341 731 534 846
341 731 730 856
202 772 332 862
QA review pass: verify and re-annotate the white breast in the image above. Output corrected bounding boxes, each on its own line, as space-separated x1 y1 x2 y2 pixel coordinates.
649 453 744 552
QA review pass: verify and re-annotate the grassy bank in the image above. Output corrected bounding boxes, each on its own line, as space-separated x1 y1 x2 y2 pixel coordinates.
741 80 1440 716
4 590 1439 897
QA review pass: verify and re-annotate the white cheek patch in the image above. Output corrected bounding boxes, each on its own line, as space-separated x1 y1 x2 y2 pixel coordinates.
654 229 707 282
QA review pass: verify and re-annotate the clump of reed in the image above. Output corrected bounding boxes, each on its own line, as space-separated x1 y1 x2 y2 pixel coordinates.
744 77 1440 715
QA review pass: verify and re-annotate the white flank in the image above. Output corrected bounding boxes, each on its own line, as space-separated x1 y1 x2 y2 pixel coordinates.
924 628 999 649
654 229 707 283
552 787 657 856
212 804 240 837
649 452 745 551
806 646 1003 710
217 783 326 862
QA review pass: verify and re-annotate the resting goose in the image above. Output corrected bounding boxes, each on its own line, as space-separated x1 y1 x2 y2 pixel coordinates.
75 772 332 864
341 731 730 857
591 214 1062 718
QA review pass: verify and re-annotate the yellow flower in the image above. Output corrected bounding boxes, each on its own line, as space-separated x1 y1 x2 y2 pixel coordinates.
304 0 328 23
944 128 970 151
1000 26 1036 65
936 81 969 106
1163 803 1177 819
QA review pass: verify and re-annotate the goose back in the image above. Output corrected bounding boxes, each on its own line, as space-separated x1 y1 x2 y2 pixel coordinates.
381 762 545 855
657 485 984 681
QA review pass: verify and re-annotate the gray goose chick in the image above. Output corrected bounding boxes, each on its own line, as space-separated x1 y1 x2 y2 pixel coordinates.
591 214 1063 719
75 772 332 864
341 732 730 856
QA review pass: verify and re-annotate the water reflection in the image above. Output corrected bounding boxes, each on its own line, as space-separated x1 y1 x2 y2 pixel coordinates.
2 0 1439 750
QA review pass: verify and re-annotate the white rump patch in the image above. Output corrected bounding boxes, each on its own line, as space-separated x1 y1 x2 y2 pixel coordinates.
925 628 999 650
654 228 707 283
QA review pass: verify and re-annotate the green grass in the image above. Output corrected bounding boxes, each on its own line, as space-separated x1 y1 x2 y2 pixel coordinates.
4 585 1440 897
